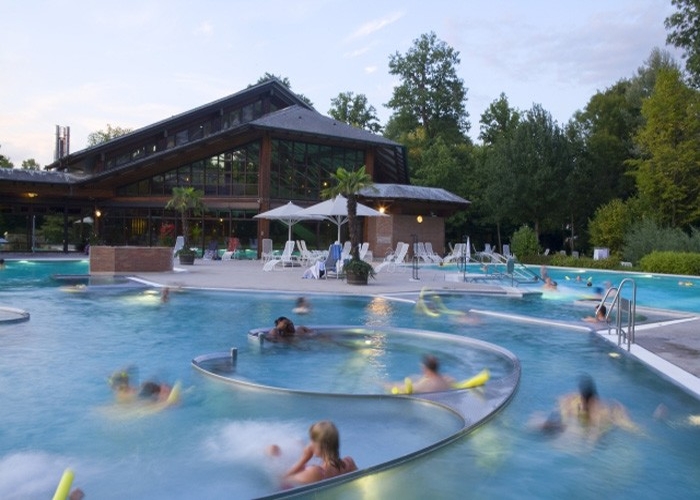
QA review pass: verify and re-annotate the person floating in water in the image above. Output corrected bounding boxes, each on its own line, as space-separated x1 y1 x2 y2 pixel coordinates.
267 420 357 488
389 355 455 394
535 375 638 442
108 367 172 403
292 297 311 314
583 304 607 323
265 316 312 342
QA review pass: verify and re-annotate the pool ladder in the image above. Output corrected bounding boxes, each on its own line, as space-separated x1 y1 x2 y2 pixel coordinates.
600 278 637 350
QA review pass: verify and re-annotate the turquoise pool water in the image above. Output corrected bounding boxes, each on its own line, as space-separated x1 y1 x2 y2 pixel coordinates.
1 260 699 499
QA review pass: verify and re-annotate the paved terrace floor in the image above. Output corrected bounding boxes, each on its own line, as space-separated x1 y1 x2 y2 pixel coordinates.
2 252 699 398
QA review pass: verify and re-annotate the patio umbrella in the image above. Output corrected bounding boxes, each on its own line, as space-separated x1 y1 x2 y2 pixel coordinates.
253 201 319 242
296 195 386 242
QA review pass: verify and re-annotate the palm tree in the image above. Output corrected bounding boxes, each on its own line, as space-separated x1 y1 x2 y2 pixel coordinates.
321 166 373 261
165 186 205 252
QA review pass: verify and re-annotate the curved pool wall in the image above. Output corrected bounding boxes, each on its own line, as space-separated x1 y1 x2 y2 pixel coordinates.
192 325 521 498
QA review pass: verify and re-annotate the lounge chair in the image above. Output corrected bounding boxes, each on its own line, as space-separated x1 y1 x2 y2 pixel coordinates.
262 240 298 271
173 236 185 257
443 243 466 263
203 240 219 260
424 242 443 263
358 242 370 261
261 238 274 262
322 243 344 279
340 241 352 261
375 242 408 273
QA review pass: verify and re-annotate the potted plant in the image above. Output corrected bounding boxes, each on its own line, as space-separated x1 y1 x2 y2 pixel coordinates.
322 166 375 285
165 186 205 265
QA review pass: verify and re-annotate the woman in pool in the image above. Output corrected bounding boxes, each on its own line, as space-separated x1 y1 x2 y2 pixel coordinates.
583 304 607 323
269 420 357 488
265 316 311 341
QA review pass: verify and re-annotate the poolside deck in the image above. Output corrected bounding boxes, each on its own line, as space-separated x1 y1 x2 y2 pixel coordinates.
3 252 700 397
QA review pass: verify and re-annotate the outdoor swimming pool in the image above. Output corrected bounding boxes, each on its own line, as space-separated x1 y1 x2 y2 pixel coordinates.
1 260 699 499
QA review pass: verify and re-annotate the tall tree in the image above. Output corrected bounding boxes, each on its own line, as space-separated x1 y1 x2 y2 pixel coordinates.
478 93 520 145
321 166 374 262
385 32 470 143
328 92 381 133
628 67 700 227
253 73 314 107
505 104 572 239
0 144 13 168
21 158 41 170
665 0 700 87
87 124 133 147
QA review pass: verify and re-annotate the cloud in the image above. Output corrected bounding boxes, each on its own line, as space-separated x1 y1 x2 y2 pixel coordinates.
346 11 405 41
364 66 378 74
194 21 214 37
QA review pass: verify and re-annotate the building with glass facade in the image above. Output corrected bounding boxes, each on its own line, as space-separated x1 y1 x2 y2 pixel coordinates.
0 79 468 257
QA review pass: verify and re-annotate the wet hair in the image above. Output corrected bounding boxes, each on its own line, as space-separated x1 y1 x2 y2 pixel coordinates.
309 420 344 470
274 316 295 336
597 305 607 316
578 375 598 410
139 381 162 399
109 371 130 390
422 354 440 373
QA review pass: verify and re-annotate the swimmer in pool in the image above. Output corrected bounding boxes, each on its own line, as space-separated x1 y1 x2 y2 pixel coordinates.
265 316 312 342
583 304 607 323
536 375 638 441
292 297 311 314
389 355 455 394
268 420 357 488
108 368 172 403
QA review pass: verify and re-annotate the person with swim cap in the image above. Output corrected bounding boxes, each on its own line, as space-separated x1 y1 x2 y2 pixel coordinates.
268 420 357 488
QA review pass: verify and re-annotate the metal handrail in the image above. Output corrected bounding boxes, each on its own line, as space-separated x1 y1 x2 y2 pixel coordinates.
601 278 637 350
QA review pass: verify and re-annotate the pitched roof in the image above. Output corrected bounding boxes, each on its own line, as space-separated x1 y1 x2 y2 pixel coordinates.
250 105 401 147
359 183 470 206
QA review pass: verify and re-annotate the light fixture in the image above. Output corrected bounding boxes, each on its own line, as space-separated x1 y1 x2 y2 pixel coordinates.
26 192 38 198
95 209 102 218
379 206 386 214
417 215 423 223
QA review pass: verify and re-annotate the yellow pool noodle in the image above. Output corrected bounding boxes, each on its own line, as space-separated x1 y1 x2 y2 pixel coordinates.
52 468 74 500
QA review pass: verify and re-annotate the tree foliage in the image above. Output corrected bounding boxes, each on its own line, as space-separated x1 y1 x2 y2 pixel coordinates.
21 158 41 170
587 198 635 255
665 0 700 87
87 124 133 147
165 187 205 249
510 225 540 257
253 73 314 107
328 92 381 133
628 67 700 227
0 144 13 168
385 32 469 142
321 166 374 261
479 93 520 145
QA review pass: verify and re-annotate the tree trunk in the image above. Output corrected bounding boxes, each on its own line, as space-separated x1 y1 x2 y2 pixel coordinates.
347 195 360 260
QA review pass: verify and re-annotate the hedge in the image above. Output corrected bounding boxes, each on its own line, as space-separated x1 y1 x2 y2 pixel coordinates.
638 251 700 276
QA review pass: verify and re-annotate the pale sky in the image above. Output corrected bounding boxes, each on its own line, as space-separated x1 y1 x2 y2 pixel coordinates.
0 0 680 166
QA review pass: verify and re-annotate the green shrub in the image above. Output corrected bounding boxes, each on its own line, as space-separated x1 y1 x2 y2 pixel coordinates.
510 225 540 258
623 219 694 264
549 254 622 270
639 251 700 275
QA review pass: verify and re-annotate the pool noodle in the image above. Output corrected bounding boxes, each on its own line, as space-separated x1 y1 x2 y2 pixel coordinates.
52 468 74 500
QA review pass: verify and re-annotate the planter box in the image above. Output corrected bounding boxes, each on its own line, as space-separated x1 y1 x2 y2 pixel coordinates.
90 246 174 273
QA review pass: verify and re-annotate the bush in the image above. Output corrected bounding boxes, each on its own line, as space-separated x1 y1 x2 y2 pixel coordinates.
623 219 694 264
549 254 623 270
639 251 700 276
510 225 540 258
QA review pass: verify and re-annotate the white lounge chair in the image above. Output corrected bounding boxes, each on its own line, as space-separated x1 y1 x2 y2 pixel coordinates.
261 238 274 262
358 242 370 261
173 236 184 257
262 241 298 271
424 242 443 263
443 243 466 263
375 242 408 273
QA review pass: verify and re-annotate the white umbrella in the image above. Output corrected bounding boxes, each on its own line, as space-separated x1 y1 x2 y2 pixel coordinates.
253 201 319 242
297 195 386 242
